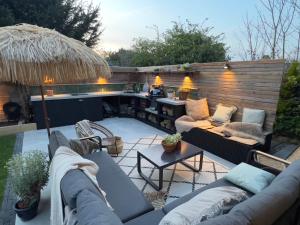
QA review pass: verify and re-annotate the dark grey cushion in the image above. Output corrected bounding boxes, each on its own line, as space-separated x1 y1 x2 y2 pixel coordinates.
163 178 252 214
84 151 154 222
230 170 300 225
49 130 70 159
61 169 106 209
124 209 165 225
77 189 123 225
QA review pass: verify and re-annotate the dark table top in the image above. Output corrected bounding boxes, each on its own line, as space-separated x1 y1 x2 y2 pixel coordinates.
138 141 203 168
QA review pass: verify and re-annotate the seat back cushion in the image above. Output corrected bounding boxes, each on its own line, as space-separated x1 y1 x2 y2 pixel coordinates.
229 160 300 225
211 103 237 123
185 98 210 120
49 130 70 159
76 189 123 225
242 108 265 127
61 169 106 210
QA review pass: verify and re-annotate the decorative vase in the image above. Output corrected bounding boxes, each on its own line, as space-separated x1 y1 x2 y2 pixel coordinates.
142 76 150 93
179 90 189 100
46 89 54 96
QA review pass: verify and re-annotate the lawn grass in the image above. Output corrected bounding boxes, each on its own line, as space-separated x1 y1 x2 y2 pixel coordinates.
0 135 16 205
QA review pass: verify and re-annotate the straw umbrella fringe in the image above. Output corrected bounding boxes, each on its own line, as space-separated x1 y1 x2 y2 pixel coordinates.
0 24 111 84
0 24 111 136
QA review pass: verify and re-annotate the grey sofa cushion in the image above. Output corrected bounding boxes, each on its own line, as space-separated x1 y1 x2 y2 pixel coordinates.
229 161 300 225
124 209 165 225
61 169 106 210
77 189 123 225
84 151 154 222
49 130 70 159
163 178 252 214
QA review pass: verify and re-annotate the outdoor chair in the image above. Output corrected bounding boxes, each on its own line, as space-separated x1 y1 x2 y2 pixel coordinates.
75 119 123 156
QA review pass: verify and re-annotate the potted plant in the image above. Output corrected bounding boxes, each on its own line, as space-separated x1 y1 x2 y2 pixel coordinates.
161 133 182 153
6 151 49 221
178 63 192 75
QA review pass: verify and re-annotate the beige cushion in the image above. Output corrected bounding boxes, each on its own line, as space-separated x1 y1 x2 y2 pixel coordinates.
242 108 265 127
185 98 209 120
212 103 237 123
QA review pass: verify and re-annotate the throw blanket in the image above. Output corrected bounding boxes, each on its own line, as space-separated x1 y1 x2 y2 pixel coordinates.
50 146 108 225
175 115 214 133
223 122 266 144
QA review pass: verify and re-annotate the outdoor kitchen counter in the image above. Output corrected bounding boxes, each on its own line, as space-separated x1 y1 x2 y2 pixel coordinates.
30 91 149 101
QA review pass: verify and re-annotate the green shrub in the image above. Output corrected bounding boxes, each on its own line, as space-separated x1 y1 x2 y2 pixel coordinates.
6 151 49 208
274 62 300 138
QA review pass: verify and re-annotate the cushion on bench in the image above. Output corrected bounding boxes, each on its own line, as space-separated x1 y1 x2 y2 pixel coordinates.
84 151 154 222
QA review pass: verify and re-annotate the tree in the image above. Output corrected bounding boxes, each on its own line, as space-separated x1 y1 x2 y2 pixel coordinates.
275 62 300 138
239 0 300 60
131 20 227 66
0 0 102 47
106 48 136 66
238 14 265 60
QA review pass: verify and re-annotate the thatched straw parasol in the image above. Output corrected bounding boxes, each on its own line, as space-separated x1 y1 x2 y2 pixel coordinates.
0 23 111 136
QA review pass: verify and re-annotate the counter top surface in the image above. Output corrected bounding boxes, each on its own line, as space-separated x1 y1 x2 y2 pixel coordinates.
156 98 186 105
31 91 149 101
31 91 186 105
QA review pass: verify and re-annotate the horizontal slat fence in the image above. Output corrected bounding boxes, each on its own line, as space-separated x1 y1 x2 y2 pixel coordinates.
112 60 286 131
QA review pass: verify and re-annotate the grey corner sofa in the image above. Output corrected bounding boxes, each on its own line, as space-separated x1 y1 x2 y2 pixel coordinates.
49 130 300 225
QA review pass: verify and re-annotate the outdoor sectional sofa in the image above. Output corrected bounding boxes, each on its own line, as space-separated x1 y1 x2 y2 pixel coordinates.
48 130 300 225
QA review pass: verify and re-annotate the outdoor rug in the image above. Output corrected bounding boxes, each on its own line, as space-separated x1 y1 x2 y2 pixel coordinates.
112 134 229 205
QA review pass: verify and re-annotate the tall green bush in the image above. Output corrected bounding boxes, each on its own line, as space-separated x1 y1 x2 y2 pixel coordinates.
274 62 300 138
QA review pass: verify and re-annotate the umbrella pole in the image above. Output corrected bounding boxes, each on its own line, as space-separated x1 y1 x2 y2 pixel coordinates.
39 85 50 137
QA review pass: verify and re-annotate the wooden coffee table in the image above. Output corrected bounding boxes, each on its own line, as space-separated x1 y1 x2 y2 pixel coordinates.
137 141 203 191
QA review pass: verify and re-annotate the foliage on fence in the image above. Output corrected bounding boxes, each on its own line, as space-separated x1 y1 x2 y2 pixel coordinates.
275 62 300 138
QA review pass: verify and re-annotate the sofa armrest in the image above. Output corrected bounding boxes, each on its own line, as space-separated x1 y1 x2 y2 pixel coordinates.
247 150 291 175
77 135 103 151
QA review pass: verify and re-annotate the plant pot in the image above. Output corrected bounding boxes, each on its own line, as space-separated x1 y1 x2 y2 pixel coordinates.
178 91 189 100
162 140 180 153
14 197 40 221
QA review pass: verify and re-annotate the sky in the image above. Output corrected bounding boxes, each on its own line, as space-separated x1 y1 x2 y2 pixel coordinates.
93 0 261 60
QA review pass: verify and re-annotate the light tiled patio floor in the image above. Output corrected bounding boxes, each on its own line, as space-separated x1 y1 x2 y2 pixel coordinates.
16 118 235 225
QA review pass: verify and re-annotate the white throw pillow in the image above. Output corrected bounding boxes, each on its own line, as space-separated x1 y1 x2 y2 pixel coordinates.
185 98 209 121
159 186 248 225
211 103 237 123
242 108 265 127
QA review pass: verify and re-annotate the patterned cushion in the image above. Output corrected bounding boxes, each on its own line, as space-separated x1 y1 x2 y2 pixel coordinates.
159 186 248 225
211 104 237 123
